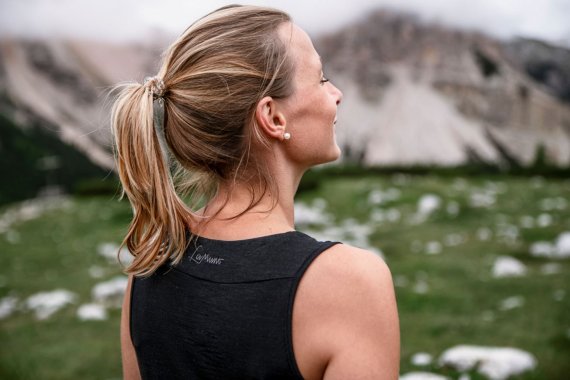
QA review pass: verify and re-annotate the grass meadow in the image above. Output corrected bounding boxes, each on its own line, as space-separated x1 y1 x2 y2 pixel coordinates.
0 173 569 379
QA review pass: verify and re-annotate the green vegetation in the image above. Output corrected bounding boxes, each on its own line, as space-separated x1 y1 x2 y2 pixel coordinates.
0 112 112 206
0 173 569 379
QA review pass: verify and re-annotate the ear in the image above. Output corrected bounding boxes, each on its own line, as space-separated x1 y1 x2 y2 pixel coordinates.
254 96 287 141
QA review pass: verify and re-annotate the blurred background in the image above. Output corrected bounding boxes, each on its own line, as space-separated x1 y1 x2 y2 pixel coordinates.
0 1 569 379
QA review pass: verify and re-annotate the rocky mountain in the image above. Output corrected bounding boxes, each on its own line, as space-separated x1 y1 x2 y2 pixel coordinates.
316 10 570 167
504 37 570 104
1 9 569 173
0 38 163 171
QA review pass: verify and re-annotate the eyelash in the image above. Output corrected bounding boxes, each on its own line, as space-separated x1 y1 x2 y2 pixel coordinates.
320 77 330 85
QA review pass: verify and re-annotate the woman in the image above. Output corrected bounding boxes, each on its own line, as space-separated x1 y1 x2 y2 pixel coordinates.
113 5 399 379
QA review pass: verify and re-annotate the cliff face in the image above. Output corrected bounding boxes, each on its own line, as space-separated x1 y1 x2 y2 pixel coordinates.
0 38 161 170
316 10 570 166
1 9 569 169
504 37 570 104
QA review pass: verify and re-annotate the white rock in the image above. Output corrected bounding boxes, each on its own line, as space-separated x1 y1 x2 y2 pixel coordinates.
370 209 386 223
413 280 429 294
540 197 567 211
369 188 402 205
477 227 492 241
530 233 570 259
0 296 18 319
294 202 332 225
88 265 105 279
536 213 553 227
492 256 527 278
371 208 401 223
529 241 557 258
77 303 108 321
425 241 443 255
386 208 401 222
400 372 448 380
499 296 525 311
97 242 133 265
25 289 76 320
0 196 72 233
411 352 433 366
339 219 372 248
418 194 441 216
444 233 465 247
439 345 536 380
469 190 496 208
368 189 385 205
312 198 327 211
92 276 128 308
555 232 570 257
495 224 519 244
306 217 385 259
97 242 117 260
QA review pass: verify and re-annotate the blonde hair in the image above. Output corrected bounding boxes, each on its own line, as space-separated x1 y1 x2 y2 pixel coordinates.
111 5 294 276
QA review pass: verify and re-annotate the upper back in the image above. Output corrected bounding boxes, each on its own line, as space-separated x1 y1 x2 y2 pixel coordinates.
129 230 338 379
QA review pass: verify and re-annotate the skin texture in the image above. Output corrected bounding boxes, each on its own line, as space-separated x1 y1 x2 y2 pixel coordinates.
121 275 140 379
121 22 400 380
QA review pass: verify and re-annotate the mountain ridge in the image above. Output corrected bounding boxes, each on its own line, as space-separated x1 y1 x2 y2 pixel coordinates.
316 9 570 166
1 8 569 173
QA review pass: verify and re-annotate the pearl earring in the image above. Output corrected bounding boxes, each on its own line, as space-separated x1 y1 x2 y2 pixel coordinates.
283 132 291 140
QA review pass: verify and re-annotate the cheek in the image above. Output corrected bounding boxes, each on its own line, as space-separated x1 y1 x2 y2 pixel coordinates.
290 124 341 165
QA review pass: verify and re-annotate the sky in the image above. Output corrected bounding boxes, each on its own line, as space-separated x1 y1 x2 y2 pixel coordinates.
1 0 570 46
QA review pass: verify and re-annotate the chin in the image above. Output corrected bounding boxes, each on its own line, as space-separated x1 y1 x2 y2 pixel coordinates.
330 146 342 162
316 145 342 166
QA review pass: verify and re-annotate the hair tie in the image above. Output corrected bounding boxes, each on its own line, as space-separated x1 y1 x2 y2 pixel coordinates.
144 76 166 98
144 76 169 163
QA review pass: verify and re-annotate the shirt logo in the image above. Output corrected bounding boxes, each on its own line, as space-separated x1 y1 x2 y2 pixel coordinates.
190 246 224 265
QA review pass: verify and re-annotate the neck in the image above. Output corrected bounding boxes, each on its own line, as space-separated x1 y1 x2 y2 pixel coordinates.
194 158 307 239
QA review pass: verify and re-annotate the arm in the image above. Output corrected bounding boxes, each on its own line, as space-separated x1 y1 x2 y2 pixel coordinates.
121 275 142 380
293 245 400 380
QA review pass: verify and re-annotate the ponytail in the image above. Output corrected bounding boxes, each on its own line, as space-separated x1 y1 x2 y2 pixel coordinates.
110 5 295 277
111 78 192 277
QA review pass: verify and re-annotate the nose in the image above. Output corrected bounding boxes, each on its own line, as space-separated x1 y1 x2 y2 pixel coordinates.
333 83 343 105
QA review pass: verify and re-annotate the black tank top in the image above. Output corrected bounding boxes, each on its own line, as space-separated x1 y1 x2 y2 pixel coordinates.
130 230 339 379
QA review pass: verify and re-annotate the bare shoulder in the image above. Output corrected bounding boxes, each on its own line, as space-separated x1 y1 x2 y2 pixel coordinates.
318 243 393 285
121 275 141 380
303 243 397 323
293 243 400 380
